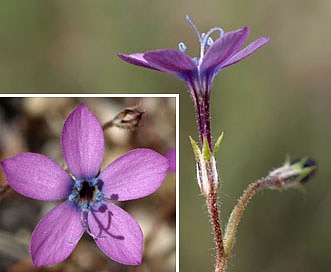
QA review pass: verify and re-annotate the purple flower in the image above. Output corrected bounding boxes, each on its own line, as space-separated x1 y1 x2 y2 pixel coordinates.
1 103 169 267
119 16 270 148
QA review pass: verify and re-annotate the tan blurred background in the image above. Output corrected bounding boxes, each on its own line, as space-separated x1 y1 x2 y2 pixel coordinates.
0 1 330 271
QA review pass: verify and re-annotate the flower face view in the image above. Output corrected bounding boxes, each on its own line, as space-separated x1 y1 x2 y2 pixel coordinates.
1 103 169 267
119 16 270 147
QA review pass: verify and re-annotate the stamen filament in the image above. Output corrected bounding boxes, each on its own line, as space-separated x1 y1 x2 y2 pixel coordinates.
185 15 225 67
185 15 201 41
205 27 224 41
80 209 107 240
199 27 224 64
65 229 84 245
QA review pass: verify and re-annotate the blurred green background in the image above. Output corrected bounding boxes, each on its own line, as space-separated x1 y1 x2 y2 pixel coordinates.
1 1 331 271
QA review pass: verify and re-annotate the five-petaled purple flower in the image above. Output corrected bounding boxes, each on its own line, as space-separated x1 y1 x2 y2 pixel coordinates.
119 16 270 149
1 103 169 267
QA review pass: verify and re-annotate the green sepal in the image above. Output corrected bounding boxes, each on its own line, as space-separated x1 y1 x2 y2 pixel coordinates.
274 156 317 187
284 154 291 166
189 136 201 160
290 157 317 180
202 137 212 162
214 132 224 155
290 156 308 169
297 165 317 182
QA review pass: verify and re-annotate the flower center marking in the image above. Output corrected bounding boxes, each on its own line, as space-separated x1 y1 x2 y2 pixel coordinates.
80 181 95 202
67 177 107 242
68 177 104 211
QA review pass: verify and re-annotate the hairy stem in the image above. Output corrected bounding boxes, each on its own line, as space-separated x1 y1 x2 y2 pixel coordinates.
221 177 275 270
199 155 224 272
206 184 224 272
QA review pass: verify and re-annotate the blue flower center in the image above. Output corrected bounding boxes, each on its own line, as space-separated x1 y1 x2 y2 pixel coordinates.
65 177 110 242
178 15 224 66
68 177 105 211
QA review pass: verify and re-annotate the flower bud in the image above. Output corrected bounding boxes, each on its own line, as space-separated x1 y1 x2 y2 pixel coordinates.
105 106 144 130
268 157 317 190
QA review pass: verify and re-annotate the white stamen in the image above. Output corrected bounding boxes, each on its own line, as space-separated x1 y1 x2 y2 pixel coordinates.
185 15 201 41
80 209 108 240
207 37 214 46
178 42 187 52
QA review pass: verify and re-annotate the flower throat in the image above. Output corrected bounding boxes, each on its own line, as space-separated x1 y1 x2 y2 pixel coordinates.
68 178 105 211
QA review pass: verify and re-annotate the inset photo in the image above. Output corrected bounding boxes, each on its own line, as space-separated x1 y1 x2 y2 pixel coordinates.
0 96 177 272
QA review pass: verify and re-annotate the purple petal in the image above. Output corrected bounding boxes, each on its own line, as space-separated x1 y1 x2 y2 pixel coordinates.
1 152 72 201
100 148 169 201
118 53 160 71
61 103 104 179
222 37 271 69
165 148 176 173
144 49 198 79
200 27 249 74
30 201 83 267
89 202 143 265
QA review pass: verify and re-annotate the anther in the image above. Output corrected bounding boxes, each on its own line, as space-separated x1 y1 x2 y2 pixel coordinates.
68 192 79 202
178 42 187 53
75 180 83 191
95 191 105 202
207 37 214 46
192 57 199 66
81 202 89 211
89 178 99 187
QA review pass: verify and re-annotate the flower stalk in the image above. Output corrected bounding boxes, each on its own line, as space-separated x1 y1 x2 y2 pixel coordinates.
206 179 224 272
222 158 316 271
222 178 269 269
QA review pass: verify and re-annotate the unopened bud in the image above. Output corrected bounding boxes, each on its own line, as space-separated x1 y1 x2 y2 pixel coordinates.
268 157 317 190
103 106 144 130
